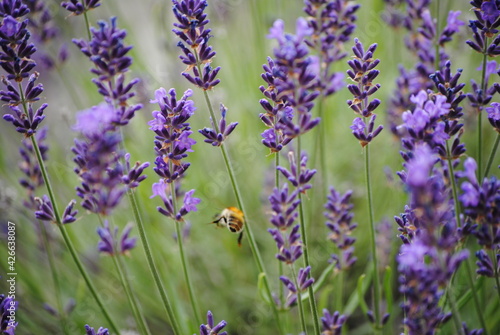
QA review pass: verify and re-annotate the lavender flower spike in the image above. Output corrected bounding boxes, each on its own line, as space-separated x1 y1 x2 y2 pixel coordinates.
199 104 238 146
321 309 346 335
277 151 317 194
97 221 137 256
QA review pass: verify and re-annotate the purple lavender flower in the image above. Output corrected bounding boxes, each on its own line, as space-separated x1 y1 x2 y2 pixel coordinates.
34 195 78 224
151 179 200 221
346 38 383 145
429 61 466 120
324 187 357 270
303 0 359 97
462 322 484 335
277 151 316 194
18 127 47 209
149 87 196 182
398 239 468 335
61 0 100 16
321 309 346 335
172 0 220 90
466 1 500 55
73 17 142 127
439 11 465 45
0 294 17 334
97 221 137 256
279 266 314 308
199 311 227 335
268 184 300 230
268 225 303 264
0 0 29 18
486 101 500 132
84 324 108 335
199 104 238 146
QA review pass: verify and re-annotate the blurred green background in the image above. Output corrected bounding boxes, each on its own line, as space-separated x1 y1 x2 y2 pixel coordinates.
0 0 498 334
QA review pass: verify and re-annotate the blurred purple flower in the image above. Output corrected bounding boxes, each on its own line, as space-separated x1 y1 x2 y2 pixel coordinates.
0 0 29 18
61 0 101 16
321 309 346 335
84 324 108 335
279 266 314 308
486 102 500 132
97 221 137 256
0 293 17 334
324 187 357 270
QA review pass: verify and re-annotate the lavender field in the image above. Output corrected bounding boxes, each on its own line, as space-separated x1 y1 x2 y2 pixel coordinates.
0 0 499 334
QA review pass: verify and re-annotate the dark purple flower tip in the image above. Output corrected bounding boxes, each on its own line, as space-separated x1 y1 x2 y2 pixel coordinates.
120 223 137 254
486 102 500 132
84 324 109 335
297 266 314 291
462 322 484 335
62 199 78 224
199 310 227 335
34 195 55 222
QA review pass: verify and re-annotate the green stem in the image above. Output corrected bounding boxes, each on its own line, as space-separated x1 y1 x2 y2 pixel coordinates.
18 80 120 334
83 11 92 41
478 37 489 182
434 0 441 72
170 182 202 326
127 190 181 335
445 143 489 334
364 143 381 330
336 269 344 311
97 216 151 335
445 286 465 335
484 133 500 178
290 264 308 334
317 97 328 196
39 221 68 335
487 246 500 302
201 95 284 335
296 138 322 335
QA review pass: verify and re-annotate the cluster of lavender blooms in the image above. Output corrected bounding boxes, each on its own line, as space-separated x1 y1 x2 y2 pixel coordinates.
303 0 360 97
459 158 500 277
397 144 470 334
346 38 383 146
324 188 357 271
70 17 148 218
259 18 320 152
268 152 316 308
198 311 227 335
171 0 238 147
466 0 500 57
149 87 200 220
0 293 16 335
386 1 464 136
321 309 346 335
0 1 77 221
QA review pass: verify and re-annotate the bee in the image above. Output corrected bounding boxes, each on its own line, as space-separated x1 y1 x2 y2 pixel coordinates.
212 206 245 246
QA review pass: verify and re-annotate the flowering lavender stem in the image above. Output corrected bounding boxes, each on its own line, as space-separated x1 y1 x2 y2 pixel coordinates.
296 138 321 335
364 142 381 331
191 43 282 332
169 181 202 326
445 143 489 333
127 189 182 335
96 216 151 335
276 153 285 309
484 134 500 177
39 220 68 335
18 81 121 334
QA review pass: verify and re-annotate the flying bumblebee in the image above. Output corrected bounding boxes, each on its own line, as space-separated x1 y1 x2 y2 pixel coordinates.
212 206 245 246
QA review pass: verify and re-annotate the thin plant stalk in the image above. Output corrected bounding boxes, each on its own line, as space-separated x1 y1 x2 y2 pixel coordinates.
18 81 121 334
194 51 284 335
296 137 322 335
169 181 203 326
445 142 489 334
96 216 152 335
484 133 500 178
39 220 68 335
445 287 465 335
83 11 92 40
478 38 489 181
127 189 182 335
364 141 382 331
276 153 285 309
290 264 308 334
